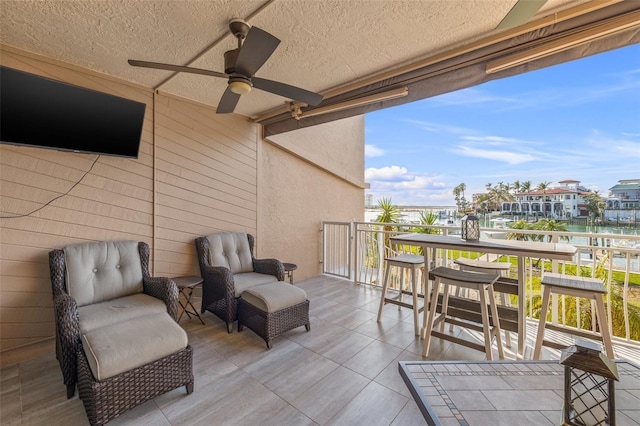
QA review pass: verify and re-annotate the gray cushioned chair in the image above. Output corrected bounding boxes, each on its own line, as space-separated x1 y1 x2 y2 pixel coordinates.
195 232 284 332
49 240 193 426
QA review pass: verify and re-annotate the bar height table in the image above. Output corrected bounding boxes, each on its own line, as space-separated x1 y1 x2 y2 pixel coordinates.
390 233 577 359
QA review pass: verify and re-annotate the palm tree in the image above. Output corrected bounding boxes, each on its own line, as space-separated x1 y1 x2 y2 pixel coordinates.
505 219 531 241
375 197 400 256
375 197 400 224
485 182 514 212
584 191 605 224
536 181 551 191
415 209 440 234
453 183 468 215
520 181 532 193
512 180 521 195
537 181 552 217
532 219 568 242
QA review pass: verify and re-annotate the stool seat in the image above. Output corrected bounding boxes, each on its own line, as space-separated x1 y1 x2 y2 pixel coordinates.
430 267 500 285
454 258 511 273
386 254 424 265
538 273 606 293
377 254 424 336
533 273 613 359
453 258 513 347
422 267 504 360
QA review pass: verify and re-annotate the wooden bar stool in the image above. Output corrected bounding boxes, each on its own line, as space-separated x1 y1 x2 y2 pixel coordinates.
422 266 504 360
533 273 614 360
377 254 424 336
454 257 513 347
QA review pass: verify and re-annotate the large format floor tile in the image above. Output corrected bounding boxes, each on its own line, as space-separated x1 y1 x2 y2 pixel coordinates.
2 274 639 425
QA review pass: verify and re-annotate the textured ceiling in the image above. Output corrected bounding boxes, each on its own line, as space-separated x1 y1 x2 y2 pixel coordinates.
1 0 589 118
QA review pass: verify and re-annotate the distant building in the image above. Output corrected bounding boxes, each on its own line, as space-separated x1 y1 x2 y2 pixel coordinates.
364 193 374 208
501 180 592 218
604 179 640 222
607 179 640 209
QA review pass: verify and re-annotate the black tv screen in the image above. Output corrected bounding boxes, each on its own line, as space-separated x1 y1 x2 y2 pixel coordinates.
1 66 146 158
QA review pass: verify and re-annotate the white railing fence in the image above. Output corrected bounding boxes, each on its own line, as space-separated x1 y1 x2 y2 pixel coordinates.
322 220 640 346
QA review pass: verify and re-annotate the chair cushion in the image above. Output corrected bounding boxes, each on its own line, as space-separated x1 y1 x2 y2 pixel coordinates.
241 282 307 313
207 232 254 274
64 240 143 307
77 293 167 335
233 272 279 297
81 313 188 381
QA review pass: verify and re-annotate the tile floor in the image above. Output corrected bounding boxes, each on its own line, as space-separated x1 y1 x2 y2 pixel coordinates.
2 274 639 425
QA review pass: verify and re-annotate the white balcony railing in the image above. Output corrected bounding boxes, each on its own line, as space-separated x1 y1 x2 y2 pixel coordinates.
321 220 640 347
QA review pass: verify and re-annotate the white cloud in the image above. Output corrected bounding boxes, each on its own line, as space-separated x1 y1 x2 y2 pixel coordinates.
454 145 537 165
434 88 517 105
613 140 640 158
403 119 476 135
365 166 407 181
365 144 384 157
461 135 523 146
365 166 446 191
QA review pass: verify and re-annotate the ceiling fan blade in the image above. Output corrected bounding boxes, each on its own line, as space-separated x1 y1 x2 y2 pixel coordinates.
216 87 241 114
128 59 227 79
496 0 547 30
252 77 323 106
234 27 280 77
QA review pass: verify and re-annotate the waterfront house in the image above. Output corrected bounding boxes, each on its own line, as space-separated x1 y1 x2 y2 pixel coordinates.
502 179 593 219
606 178 640 222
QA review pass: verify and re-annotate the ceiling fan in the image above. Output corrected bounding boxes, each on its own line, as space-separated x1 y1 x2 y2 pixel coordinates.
496 0 547 30
128 18 323 114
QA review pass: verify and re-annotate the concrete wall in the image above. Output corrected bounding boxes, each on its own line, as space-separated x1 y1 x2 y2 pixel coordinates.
0 46 366 363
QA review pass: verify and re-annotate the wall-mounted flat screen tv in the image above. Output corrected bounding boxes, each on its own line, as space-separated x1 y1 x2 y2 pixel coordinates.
1 66 146 159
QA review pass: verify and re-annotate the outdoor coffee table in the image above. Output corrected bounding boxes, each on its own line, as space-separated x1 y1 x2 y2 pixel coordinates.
399 360 640 426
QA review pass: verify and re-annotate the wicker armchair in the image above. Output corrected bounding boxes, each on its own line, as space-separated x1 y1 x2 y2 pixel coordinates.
49 240 193 426
195 232 284 332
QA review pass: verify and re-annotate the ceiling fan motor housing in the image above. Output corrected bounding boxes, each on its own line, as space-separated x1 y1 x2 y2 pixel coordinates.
224 49 240 74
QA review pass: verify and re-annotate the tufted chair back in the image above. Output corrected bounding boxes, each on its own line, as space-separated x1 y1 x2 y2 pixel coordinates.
206 232 253 274
63 240 143 307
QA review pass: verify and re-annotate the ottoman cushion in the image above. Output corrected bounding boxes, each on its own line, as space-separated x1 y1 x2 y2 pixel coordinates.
81 312 188 381
242 281 307 312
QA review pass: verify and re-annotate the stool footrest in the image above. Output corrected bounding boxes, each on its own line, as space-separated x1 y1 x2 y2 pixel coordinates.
541 339 569 351
544 322 606 342
383 298 425 313
430 330 489 354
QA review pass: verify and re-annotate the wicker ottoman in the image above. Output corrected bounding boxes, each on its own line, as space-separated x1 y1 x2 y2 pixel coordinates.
238 281 310 348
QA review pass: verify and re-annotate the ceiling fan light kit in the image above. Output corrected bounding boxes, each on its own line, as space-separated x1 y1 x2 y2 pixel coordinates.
128 18 323 114
229 79 252 95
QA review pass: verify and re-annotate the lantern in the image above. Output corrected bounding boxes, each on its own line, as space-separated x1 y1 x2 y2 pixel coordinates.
559 340 619 426
460 215 480 241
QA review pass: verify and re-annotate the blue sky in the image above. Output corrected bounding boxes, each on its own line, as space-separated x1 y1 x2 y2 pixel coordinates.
364 43 640 207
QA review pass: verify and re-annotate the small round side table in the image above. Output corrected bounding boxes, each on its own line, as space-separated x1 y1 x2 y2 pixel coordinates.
283 263 297 284
173 275 205 324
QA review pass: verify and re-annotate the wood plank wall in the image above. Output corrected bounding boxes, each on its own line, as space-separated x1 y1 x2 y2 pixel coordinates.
153 95 258 277
0 48 258 355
